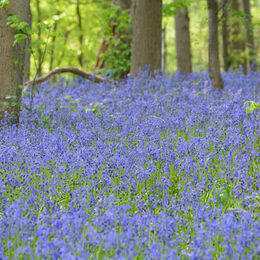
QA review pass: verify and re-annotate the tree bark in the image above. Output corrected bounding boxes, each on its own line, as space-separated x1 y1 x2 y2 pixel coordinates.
207 0 224 90
162 26 167 71
36 0 42 76
49 10 60 71
230 0 247 73
24 4 32 81
174 5 192 73
76 0 84 68
0 0 30 124
130 0 162 75
221 0 231 71
242 0 256 70
57 30 70 65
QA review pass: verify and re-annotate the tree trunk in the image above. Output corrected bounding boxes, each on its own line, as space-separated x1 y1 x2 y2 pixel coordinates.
24 4 32 81
207 0 224 90
76 0 84 68
221 0 231 71
242 0 256 70
162 26 167 71
49 10 60 71
230 0 247 73
174 5 192 73
57 30 70 65
0 0 30 124
130 0 162 75
36 0 42 76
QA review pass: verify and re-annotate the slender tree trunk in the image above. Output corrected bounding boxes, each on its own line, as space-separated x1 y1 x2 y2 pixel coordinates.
57 30 70 65
174 5 192 73
76 0 84 68
130 0 162 75
207 0 224 90
0 0 30 123
162 26 167 71
230 0 247 73
221 0 231 71
36 0 42 76
242 0 256 70
49 10 60 71
24 4 32 81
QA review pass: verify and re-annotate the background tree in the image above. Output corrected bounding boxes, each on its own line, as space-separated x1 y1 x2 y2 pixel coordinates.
36 0 43 76
49 7 61 71
24 4 32 81
130 0 162 75
174 3 192 73
0 0 31 123
242 0 256 70
162 26 167 71
221 0 231 71
207 0 224 90
230 0 247 73
76 0 84 68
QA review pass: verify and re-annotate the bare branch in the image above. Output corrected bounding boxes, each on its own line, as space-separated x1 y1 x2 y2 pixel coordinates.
23 67 118 92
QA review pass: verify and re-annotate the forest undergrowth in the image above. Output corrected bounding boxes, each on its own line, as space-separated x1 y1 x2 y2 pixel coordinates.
0 70 259 259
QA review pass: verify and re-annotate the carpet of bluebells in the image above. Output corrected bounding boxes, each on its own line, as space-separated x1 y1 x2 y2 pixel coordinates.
0 70 259 259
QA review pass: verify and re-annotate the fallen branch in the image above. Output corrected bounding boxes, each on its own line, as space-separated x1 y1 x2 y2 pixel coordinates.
23 67 118 91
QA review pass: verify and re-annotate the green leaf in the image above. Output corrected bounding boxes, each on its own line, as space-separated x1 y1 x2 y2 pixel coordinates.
244 101 260 114
0 0 10 8
5 95 16 100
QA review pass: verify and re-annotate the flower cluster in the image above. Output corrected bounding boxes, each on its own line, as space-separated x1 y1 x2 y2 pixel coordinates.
0 70 259 259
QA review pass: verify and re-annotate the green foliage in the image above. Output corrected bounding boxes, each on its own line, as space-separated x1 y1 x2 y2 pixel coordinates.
0 2 50 69
98 5 131 79
30 0 104 75
0 0 9 8
0 2 31 47
244 101 260 114
163 0 192 17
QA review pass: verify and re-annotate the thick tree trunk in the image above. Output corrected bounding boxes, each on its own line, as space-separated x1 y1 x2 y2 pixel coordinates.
0 0 30 124
174 5 192 73
230 0 247 73
242 0 256 70
221 0 231 71
207 0 224 90
130 0 162 75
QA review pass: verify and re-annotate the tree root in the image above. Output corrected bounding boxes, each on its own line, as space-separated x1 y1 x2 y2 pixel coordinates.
23 67 118 91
